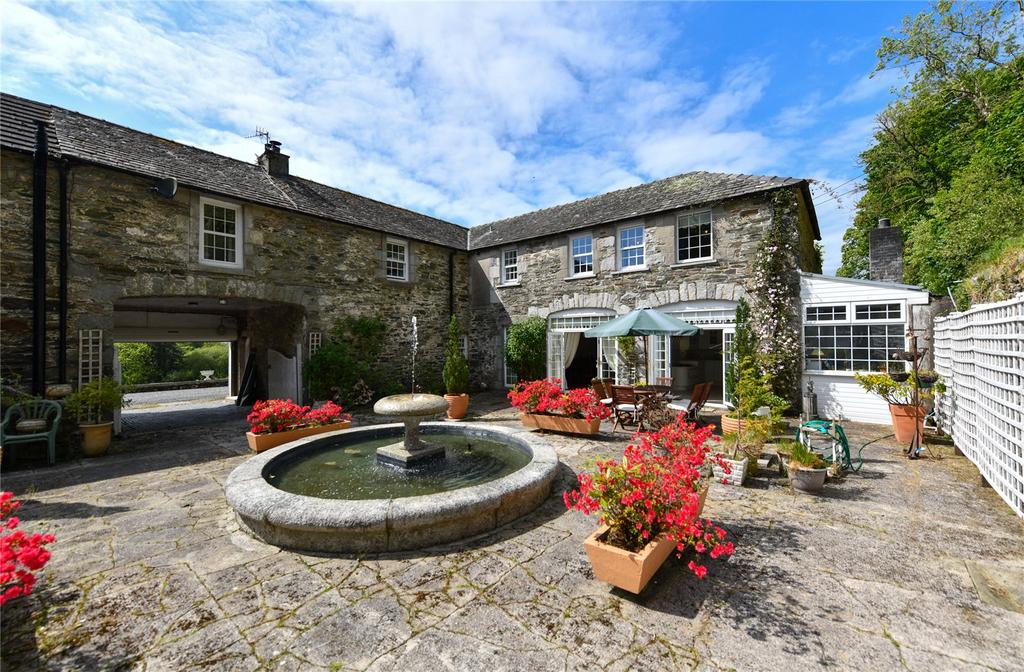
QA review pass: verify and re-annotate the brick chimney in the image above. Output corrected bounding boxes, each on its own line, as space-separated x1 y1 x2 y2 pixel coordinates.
869 218 903 283
258 140 289 178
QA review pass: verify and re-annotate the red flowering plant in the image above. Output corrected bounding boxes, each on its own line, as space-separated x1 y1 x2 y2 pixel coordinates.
507 379 612 421
1 491 55 605
563 418 734 578
246 399 351 435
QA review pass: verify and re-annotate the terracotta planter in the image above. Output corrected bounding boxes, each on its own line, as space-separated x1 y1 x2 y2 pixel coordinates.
246 421 351 453
888 404 925 444
696 484 709 516
789 466 828 493
520 413 601 435
444 393 469 420
584 526 676 594
720 414 746 434
80 422 113 457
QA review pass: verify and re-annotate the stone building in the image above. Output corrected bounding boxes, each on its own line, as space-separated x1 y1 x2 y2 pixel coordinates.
1 93 470 401
466 174 821 402
1 91 825 410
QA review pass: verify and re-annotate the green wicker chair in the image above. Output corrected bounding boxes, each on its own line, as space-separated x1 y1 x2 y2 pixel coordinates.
1 400 63 465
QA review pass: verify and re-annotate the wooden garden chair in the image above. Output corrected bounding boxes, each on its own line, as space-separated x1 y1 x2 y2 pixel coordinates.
610 385 639 432
668 382 711 424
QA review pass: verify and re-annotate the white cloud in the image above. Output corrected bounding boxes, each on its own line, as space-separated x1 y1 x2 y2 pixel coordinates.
836 67 903 104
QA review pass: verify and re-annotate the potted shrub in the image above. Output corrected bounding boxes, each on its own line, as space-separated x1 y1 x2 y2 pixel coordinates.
442 316 470 420
714 421 770 486
245 399 351 453
721 356 788 434
564 419 734 593
787 441 829 494
64 378 127 457
508 379 611 435
855 372 942 444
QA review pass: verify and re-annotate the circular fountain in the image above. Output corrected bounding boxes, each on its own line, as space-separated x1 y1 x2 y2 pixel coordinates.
226 395 558 553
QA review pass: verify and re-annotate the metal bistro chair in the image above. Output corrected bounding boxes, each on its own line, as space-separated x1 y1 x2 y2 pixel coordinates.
1 399 63 465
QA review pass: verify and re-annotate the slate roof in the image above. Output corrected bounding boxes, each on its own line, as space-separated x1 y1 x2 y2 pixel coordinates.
467 171 818 250
0 93 468 249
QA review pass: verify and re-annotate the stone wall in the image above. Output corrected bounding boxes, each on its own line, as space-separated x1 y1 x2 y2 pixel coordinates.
468 187 814 390
0 149 469 399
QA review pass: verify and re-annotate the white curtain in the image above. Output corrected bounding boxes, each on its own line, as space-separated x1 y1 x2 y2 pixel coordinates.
562 332 581 370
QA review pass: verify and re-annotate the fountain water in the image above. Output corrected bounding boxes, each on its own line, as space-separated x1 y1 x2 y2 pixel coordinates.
410 315 417 393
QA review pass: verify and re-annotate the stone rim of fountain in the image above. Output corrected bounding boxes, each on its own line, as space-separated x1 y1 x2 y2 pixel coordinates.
225 422 559 553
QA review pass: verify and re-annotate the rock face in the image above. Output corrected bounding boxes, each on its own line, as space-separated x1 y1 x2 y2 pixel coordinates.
1 150 470 397
467 189 814 391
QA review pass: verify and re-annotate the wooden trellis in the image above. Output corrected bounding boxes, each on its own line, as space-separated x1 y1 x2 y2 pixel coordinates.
933 294 1024 517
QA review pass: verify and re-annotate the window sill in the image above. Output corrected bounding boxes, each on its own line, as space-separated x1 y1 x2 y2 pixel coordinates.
385 276 410 283
671 258 715 269
803 370 860 377
496 282 521 289
611 266 649 276
563 273 595 281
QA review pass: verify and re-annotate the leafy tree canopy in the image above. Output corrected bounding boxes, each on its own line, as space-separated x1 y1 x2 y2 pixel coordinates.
839 1 1024 305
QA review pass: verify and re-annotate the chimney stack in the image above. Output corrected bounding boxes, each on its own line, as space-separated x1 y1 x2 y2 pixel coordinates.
869 217 903 283
258 140 289 178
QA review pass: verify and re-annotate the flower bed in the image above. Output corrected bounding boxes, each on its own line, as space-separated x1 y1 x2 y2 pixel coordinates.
245 400 352 453
564 418 734 591
508 379 611 434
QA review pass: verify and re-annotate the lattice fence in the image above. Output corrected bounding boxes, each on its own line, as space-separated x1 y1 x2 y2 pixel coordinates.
933 294 1024 517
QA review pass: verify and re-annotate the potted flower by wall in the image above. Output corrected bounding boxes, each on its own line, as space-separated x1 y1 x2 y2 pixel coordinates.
564 418 734 593
787 441 829 494
855 372 942 444
245 399 351 453
64 378 127 457
442 315 470 420
721 356 788 435
714 421 771 486
508 379 611 435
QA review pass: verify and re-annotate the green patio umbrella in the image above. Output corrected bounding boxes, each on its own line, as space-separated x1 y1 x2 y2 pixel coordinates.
583 308 698 338
584 308 698 384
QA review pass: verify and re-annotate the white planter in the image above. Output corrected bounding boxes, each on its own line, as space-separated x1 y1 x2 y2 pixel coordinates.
712 455 749 486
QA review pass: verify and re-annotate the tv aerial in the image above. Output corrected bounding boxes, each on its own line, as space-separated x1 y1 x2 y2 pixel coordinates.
247 127 271 144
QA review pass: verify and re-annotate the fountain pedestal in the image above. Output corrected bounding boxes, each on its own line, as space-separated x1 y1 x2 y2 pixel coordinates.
373 394 449 466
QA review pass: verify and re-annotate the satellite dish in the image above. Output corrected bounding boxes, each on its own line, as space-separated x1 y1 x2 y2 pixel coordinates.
152 177 177 198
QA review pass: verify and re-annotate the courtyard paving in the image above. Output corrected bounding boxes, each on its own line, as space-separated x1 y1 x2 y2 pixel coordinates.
1 393 1022 671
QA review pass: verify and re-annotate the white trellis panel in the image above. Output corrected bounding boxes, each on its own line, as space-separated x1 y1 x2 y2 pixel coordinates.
934 293 1024 517
308 331 323 356
78 329 103 386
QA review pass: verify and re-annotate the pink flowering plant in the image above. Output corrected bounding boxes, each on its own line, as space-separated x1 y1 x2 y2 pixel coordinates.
564 418 734 578
507 379 612 421
246 399 351 435
1 491 55 605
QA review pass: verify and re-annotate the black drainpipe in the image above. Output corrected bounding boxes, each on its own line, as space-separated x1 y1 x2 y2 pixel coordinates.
58 159 70 383
447 250 455 317
31 121 48 396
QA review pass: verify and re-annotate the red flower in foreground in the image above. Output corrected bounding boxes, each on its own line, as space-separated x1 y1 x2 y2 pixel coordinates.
1 492 55 606
563 417 734 579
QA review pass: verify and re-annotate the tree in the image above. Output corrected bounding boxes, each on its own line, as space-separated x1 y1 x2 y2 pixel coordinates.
505 318 547 381
304 316 389 405
838 1 1024 303
725 298 754 404
442 315 469 395
116 343 159 386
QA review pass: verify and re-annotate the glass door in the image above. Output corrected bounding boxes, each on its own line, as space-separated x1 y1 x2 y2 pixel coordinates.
722 329 735 407
547 331 564 387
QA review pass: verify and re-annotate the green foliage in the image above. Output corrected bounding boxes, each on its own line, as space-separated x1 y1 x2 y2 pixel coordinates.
304 316 388 406
65 378 127 423
732 357 789 421
442 315 470 394
854 371 943 406
505 317 547 381
964 234 1024 303
788 441 828 469
117 342 228 384
615 336 645 384
170 343 228 381
725 298 754 404
839 1 1024 302
116 343 159 385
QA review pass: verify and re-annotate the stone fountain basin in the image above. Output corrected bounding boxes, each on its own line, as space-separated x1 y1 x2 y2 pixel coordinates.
225 422 559 553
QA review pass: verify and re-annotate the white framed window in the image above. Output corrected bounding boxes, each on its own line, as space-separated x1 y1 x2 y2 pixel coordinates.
803 301 906 373
385 238 408 280
199 197 243 268
618 223 645 270
570 234 594 276
501 248 519 284
502 327 518 387
676 210 713 262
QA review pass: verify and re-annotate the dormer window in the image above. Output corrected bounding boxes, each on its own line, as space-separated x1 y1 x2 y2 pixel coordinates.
199 197 243 269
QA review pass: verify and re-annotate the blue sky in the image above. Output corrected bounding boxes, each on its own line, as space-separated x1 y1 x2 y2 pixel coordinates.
1 1 924 273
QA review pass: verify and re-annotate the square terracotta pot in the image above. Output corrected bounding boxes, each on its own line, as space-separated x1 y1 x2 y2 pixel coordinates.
246 421 351 453
584 526 676 594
